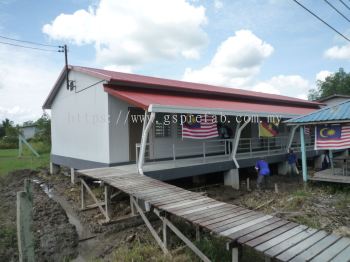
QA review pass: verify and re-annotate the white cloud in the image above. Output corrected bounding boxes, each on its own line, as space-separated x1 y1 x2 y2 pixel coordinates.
103 64 133 73
43 0 208 68
214 0 223 10
324 44 350 60
183 30 274 87
316 70 332 82
252 75 311 99
0 45 59 124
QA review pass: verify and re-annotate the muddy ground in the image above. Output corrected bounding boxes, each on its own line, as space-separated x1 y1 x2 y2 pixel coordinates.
0 169 78 261
1 169 349 262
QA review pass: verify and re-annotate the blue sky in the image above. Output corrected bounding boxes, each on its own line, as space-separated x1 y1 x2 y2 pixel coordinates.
1 0 350 123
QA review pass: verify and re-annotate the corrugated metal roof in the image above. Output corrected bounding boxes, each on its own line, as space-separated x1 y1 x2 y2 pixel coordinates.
104 86 317 117
43 65 322 109
286 99 350 124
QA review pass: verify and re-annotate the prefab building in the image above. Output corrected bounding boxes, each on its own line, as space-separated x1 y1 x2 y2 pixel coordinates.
43 66 321 182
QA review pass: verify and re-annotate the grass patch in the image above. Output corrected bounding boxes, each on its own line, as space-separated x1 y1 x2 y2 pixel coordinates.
188 237 231 262
112 242 173 262
0 146 50 177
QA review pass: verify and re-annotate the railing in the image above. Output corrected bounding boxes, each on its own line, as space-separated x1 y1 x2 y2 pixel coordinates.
136 135 315 164
136 139 233 164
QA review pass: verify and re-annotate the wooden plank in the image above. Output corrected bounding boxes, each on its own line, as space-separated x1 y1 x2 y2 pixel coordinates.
238 220 293 245
264 228 318 258
174 203 225 216
167 199 217 213
310 237 350 262
180 203 233 219
220 215 273 237
207 211 258 231
330 245 350 262
212 213 265 234
276 230 328 261
247 224 305 249
227 217 281 241
191 206 244 224
151 194 203 207
290 234 341 262
159 198 212 210
183 204 238 221
200 209 253 227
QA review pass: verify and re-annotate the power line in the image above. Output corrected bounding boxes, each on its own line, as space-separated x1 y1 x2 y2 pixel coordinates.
339 0 350 11
0 35 59 48
292 0 350 42
324 0 350 23
0 40 59 52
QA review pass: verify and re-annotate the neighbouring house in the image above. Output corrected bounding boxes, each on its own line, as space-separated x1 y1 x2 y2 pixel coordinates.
20 124 38 140
317 94 350 107
43 65 322 186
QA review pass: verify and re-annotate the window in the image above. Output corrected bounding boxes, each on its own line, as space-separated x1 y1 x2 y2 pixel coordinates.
155 113 171 137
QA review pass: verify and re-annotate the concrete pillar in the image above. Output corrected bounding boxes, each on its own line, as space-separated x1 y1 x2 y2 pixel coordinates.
224 169 239 190
300 126 308 182
70 168 78 184
314 154 323 170
49 162 60 175
278 161 288 175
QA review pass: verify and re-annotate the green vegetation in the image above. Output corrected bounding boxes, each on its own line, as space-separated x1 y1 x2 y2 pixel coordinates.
0 145 50 177
308 67 350 100
0 114 51 177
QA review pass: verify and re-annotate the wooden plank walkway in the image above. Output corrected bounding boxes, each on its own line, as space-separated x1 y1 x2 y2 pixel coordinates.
310 168 350 184
79 167 350 262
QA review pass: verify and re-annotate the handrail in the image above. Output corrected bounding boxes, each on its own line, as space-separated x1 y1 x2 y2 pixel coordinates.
136 136 315 163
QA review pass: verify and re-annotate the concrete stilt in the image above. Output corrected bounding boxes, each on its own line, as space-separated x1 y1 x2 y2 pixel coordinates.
224 169 240 190
70 168 78 184
49 162 60 175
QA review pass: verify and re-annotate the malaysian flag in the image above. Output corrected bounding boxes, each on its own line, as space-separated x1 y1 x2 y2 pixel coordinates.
315 124 350 150
182 115 218 139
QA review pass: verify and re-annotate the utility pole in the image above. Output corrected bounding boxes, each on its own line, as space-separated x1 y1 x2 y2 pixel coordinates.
59 44 69 90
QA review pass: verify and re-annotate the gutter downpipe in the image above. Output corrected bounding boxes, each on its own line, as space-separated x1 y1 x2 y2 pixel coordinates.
287 125 300 152
231 117 251 168
138 111 155 175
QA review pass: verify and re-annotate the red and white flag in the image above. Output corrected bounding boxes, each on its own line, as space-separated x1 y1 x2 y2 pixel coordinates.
304 126 311 136
315 124 350 150
182 115 218 139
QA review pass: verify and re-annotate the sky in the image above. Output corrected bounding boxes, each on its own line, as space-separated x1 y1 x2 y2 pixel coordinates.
1 0 350 123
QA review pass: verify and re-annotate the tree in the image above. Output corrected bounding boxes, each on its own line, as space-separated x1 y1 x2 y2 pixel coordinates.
308 68 350 100
34 113 51 144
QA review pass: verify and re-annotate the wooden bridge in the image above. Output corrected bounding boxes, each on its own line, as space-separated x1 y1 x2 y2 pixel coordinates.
79 167 350 262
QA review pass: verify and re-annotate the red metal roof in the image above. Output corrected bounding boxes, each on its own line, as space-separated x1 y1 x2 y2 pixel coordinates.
72 66 321 107
104 86 317 116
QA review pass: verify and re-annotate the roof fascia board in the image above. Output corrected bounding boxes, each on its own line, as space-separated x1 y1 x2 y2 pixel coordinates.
148 104 301 118
286 119 350 125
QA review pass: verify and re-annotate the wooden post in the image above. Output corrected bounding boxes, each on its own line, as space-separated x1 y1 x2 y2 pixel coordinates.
231 247 238 262
247 178 250 191
163 216 168 249
300 126 308 182
17 179 35 262
196 225 200 241
104 185 111 220
274 183 279 194
130 196 136 216
80 179 86 210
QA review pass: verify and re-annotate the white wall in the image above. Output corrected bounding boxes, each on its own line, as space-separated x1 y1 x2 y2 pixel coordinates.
108 95 131 163
51 71 110 164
